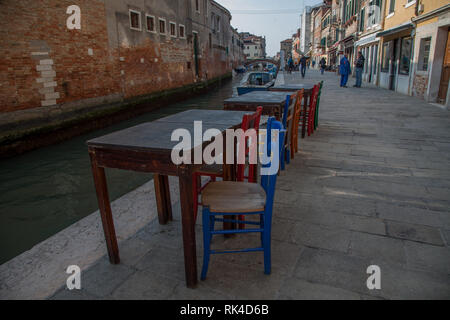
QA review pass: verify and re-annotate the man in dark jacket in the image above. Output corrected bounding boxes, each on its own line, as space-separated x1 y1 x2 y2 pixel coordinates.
354 51 365 88
319 57 326 74
300 55 307 78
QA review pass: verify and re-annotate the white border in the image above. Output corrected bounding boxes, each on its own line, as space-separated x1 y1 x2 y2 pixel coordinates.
405 0 416 9
145 14 156 33
169 21 177 37
159 18 167 35
129 9 142 31
179 24 186 39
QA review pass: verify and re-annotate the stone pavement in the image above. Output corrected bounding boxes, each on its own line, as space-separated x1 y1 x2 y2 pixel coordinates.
50 70 450 300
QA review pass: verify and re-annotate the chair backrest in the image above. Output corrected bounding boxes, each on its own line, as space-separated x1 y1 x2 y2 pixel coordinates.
260 117 285 212
291 89 304 145
281 94 296 129
237 106 263 182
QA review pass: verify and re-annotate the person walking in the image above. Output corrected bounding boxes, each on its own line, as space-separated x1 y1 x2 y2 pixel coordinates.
312 60 316 69
339 54 351 88
319 57 326 75
287 56 294 74
353 51 365 88
300 55 307 78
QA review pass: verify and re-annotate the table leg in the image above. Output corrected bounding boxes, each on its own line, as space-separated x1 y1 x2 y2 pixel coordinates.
178 168 198 288
154 174 172 224
89 151 120 264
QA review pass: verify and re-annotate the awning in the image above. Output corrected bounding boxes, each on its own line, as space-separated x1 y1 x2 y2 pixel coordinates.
376 22 414 37
354 34 379 47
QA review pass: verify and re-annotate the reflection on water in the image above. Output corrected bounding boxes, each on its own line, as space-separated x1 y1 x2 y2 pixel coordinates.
0 74 243 264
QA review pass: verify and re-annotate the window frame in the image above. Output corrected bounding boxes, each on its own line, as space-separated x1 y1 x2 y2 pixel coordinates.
381 42 390 73
389 0 395 14
418 37 431 72
129 9 142 31
195 0 200 13
179 24 186 39
159 18 167 35
145 14 156 33
169 21 177 38
398 36 412 75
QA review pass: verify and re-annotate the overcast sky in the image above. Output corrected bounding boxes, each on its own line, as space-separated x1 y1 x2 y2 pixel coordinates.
215 0 323 57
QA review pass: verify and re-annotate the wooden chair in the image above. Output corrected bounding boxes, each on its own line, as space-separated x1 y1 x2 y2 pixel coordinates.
290 89 304 157
314 81 324 130
192 107 263 221
200 117 285 280
299 83 319 137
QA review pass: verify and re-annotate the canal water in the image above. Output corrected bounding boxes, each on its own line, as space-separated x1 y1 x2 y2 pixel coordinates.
0 74 244 264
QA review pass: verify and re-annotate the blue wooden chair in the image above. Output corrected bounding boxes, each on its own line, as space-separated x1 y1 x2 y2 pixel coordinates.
200 117 285 280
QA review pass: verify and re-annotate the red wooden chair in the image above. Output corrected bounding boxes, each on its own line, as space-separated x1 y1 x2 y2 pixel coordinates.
299 83 320 137
192 107 263 223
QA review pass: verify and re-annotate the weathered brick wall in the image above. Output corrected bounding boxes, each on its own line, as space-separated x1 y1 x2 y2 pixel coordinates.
412 74 429 100
0 0 233 116
0 0 120 113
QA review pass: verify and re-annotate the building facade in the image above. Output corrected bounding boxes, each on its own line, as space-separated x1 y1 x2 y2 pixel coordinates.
242 33 266 60
0 0 237 124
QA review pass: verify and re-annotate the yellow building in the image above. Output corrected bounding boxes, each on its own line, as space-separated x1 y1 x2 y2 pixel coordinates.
411 1 450 107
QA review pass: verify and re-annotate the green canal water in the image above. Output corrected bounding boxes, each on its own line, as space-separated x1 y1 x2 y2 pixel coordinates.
0 74 243 264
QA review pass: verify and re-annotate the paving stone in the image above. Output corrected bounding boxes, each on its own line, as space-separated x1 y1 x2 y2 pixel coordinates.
111 271 180 300
79 257 136 297
277 277 361 300
386 220 445 245
50 288 103 300
404 241 450 274
376 202 444 228
349 232 406 266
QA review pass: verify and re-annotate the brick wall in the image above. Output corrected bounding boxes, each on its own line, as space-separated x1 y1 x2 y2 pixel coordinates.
413 74 429 100
0 0 233 116
0 0 120 113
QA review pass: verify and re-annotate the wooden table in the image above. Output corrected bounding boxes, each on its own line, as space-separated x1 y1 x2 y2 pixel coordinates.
269 84 315 138
87 109 249 288
224 91 295 120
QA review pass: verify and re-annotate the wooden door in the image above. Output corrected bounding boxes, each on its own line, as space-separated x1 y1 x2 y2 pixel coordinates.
438 28 450 104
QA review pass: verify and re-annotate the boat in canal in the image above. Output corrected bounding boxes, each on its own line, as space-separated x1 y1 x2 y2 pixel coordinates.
237 71 275 95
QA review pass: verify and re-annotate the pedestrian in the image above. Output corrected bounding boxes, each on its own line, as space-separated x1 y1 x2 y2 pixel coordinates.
287 56 294 74
339 54 351 88
319 57 326 75
312 60 316 69
353 51 365 88
300 55 307 78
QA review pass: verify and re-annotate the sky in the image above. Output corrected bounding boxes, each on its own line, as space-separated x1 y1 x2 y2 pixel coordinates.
215 0 322 57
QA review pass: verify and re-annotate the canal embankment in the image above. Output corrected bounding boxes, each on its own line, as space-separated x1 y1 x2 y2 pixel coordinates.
0 73 232 159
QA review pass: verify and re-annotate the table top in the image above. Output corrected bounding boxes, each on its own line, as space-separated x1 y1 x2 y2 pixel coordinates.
87 110 249 152
224 91 295 105
270 83 314 91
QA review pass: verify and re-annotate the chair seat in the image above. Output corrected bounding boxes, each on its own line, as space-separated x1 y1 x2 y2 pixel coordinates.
195 163 223 176
201 181 266 213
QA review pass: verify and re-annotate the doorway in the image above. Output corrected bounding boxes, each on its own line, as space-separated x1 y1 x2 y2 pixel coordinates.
437 28 450 104
389 39 399 91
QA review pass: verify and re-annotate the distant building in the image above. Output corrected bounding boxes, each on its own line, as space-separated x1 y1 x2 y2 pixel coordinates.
280 38 293 59
241 33 266 59
300 6 313 54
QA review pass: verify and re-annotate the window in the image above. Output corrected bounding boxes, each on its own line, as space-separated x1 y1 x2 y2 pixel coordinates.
211 13 215 31
146 15 155 32
359 8 365 32
169 22 176 37
216 16 220 32
418 37 431 71
179 24 185 38
368 0 382 26
399 37 412 75
129 10 141 31
389 0 395 14
195 0 200 13
159 18 166 34
381 42 390 72
373 44 378 74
